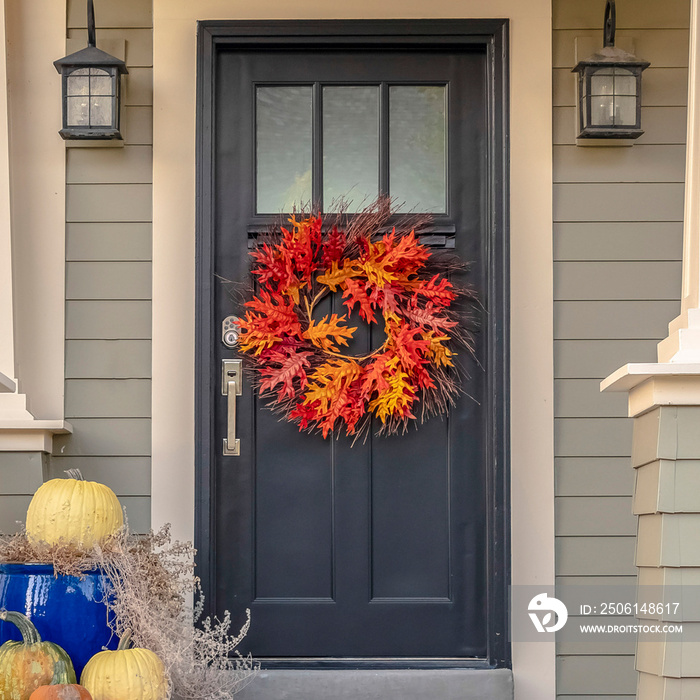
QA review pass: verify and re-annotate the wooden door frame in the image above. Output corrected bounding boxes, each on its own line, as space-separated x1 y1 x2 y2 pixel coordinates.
195 18 510 669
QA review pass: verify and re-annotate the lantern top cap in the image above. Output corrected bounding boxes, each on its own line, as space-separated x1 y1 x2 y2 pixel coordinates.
573 1 649 73
54 45 128 74
572 45 650 73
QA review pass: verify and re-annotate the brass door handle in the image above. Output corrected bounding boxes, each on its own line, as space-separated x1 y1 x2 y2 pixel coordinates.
222 359 242 456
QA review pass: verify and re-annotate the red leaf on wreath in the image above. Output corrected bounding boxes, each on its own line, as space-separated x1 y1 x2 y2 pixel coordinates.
402 302 458 333
413 275 457 306
321 225 347 267
342 277 377 324
360 352 393 400
259 350 314 401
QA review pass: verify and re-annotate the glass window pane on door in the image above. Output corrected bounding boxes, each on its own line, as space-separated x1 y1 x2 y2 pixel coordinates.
256 86 312 213
322 86 379 213
389 85 447 213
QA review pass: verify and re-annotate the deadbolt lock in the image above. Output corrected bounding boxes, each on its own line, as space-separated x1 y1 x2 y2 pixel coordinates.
222 316 241 348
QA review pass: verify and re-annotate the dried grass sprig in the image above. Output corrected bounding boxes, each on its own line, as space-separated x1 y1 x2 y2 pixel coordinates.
0 526 259 699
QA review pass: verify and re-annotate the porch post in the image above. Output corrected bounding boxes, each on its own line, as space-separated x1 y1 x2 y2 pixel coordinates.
0 0 16 395
602 0 700 697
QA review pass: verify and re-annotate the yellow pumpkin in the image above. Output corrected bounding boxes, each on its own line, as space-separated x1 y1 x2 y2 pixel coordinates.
26 471 123 550
80 631 167 700
0 610 77 700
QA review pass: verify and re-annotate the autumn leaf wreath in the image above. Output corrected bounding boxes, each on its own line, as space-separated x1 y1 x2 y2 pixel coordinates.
236 208 476 438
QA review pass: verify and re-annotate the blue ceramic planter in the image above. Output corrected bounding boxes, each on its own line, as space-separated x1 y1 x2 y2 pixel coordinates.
0 562 118 677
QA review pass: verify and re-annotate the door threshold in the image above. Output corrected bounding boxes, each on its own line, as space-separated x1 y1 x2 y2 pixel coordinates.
231 668 514 700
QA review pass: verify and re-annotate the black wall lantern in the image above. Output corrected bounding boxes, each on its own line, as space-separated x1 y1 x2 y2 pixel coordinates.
572 1 650 140
54 0 128 140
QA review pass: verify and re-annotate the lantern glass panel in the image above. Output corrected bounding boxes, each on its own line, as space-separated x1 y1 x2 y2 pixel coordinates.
615 68 636 96
64 66 117 130
90 97 113 126
67 95 89 126
591 96 615 126
615 95 637 125
90 74 113 96
590 68 615 96
67 68 89 96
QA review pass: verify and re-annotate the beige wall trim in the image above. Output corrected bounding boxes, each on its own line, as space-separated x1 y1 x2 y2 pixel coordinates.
602 365 700 417
0 421 72 452
656 0 700 361
0 0 14 387
152 3 553 698
2 0 66 425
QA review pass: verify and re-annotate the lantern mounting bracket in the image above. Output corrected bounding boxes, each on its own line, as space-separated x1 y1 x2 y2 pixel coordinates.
603 0 616 48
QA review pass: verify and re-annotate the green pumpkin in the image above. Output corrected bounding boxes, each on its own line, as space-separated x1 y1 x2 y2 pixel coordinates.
0 609 76 700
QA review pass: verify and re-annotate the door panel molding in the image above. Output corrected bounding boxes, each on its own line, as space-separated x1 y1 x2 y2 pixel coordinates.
195 18 510 668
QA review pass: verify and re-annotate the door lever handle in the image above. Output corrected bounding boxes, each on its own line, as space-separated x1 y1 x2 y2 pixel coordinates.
222 359 242 456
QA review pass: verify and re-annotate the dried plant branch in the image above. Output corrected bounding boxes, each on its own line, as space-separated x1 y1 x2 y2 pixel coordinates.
0 526 259 699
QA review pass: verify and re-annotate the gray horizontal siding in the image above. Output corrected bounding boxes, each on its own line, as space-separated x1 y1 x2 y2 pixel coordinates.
554 301 680 339
57 0 153 534
48 457 151 495
555 418 634 457
122 107 153 145
0 496 33 533
554 340 661 378
554 183 685 222
555 379 628 417
66 262 152 300
554 223 683 261
65 340 151 378
556 458 634 497
554 263 682 301
66 223 151 261
65 379 151 418
53 419 151 457
67 146 152 184
66 184 153 222
556 497 636 536
0 452 45 494
553 3 687 695
556 537 637 577
554 145 686 183
66 301 152 339
557 656 637 695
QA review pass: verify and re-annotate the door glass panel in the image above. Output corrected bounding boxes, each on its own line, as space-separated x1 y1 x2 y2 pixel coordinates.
389 85 446 213
256 86 312 213
323 86 379 212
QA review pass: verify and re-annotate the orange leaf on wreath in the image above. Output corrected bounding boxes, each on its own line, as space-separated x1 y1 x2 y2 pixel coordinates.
303 314 357 353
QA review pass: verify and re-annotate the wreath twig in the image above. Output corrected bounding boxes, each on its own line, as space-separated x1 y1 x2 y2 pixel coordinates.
235 201 476 438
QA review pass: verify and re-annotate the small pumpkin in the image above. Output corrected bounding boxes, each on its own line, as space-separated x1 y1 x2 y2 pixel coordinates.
26 470 123 550
0 609 76 700
29 685 92 700
80 630 167 700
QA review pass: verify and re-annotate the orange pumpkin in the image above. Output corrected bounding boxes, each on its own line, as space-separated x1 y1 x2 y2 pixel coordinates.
29 686 93 700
